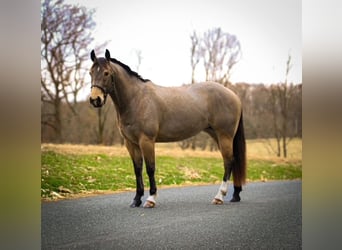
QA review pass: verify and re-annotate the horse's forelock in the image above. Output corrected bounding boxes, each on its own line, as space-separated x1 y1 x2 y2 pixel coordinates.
92 58 111 70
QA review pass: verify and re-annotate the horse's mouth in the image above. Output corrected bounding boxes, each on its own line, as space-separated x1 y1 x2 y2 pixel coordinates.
89 96 104 108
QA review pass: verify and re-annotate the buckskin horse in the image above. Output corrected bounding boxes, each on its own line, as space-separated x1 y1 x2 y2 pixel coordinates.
89 49 246 208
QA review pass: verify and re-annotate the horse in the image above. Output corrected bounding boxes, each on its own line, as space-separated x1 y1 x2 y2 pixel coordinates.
89 49 246 208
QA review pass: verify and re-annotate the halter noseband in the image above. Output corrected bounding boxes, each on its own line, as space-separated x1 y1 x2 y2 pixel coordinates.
90 72 116 105
91 84 108 104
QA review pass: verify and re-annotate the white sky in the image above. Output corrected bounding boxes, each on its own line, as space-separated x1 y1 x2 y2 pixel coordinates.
66 0 301 87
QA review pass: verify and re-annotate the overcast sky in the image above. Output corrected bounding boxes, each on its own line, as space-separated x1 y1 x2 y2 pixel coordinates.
66 0 301 87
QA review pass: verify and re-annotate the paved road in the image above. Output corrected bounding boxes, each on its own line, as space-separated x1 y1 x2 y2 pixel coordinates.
42 181 301 249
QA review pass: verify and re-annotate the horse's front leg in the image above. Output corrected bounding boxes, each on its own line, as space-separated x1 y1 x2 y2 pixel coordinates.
131 160 144 207
139 135 157 208
125 140 144 208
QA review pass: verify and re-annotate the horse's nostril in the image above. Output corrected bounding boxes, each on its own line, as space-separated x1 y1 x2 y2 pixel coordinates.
89 96 102 107
90 97 95 105
96 97 101 106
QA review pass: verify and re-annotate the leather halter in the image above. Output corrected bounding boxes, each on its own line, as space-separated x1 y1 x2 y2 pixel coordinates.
90 84 108 104
90 69 117 104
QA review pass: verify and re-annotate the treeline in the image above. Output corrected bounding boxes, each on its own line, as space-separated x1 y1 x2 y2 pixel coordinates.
41 82 302 149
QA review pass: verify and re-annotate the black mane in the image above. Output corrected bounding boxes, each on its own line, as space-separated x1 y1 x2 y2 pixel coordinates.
110 58 150 82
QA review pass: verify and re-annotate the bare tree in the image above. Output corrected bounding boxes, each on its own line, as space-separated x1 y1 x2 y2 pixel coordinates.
41 0 96 142
269 54 298 157
200 27 241 85
280 54 293 157
190 31 201 84
269 85 282 157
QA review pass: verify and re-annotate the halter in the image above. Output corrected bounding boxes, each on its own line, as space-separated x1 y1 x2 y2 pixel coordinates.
91 84 108 104
90 69 117 105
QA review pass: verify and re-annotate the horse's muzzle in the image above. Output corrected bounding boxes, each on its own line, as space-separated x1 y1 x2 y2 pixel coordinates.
89 96 104 108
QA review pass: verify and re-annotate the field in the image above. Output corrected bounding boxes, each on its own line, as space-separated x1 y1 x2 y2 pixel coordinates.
41 138 302 200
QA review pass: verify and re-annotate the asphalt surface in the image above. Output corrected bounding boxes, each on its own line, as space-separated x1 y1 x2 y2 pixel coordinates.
42 180 301 249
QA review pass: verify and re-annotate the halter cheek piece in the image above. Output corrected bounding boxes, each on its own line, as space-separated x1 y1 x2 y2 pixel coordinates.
90 75 115 105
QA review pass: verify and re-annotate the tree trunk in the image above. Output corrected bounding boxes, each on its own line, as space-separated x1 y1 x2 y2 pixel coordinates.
97 108 104 144
53 94 62 143
282 135 287 158
276 137 281 157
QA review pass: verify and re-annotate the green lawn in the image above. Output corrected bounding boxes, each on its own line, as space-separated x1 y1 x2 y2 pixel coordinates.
41 150 301 199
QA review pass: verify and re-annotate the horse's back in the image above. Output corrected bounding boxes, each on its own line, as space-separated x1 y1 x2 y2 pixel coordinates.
150 81 241 142
190 81 239 99
188 81 241 113
154 81 240 107
152 81 242 122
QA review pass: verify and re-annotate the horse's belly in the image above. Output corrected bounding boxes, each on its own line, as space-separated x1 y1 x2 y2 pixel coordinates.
156 119 207 142
156 131 201 142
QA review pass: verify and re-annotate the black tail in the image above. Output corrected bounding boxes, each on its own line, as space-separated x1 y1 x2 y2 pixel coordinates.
232 112 247 186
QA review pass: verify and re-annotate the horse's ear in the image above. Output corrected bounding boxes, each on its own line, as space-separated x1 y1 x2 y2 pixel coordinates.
105 49 111 61
90 50 96 62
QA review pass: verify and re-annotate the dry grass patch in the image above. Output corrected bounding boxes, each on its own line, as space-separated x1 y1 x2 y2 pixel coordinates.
42 138 302 163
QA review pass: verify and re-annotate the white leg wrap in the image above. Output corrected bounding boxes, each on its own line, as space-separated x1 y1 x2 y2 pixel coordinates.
146 195 156 204
219 180 229 196
212 181 228 204
143 194 157 208
214 192 224 201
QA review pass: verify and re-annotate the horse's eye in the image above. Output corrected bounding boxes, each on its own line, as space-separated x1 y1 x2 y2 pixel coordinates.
104 71 109 77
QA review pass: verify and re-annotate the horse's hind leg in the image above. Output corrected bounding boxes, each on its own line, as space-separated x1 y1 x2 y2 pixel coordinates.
231 185 242 202
125 140 144 208
212 134 234 205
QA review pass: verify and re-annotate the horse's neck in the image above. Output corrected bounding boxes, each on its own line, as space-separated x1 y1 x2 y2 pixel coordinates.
109 65 141 115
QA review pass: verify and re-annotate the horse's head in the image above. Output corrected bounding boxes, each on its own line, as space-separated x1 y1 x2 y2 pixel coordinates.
89 49 113 108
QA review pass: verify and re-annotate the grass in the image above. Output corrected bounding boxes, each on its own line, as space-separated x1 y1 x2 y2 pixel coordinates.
41 139 302 200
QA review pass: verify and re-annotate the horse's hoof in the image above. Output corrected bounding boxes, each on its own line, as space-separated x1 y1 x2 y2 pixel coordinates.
212 198 224 205
230 195 241 202
130 200 142 208
143 200 155 208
